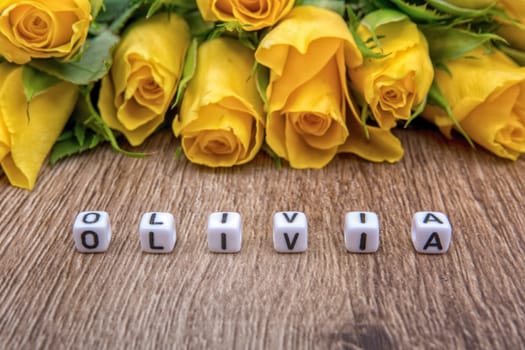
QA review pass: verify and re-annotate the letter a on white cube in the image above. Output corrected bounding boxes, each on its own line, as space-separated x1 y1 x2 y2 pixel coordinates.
207 212 242 253
139 212 176 253
344 212 380 253
412 211 452 254
73 211 111 253
273 211 308 253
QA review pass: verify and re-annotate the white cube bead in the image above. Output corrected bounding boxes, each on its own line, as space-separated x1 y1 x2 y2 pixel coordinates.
73 211 111 253
273 211 308 253
139 212 176 253
411 211 452 254
344 212 380 253
207 212 242 253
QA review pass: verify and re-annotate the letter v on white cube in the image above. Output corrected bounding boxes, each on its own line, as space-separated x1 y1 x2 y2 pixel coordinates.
273 211 308 253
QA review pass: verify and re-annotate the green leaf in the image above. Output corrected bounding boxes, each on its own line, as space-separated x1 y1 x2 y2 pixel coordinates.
427 81 474 147
108 1 142 33
404 95 427 128
74 121 86 146
174 145 183 159
421 25 503 63
22 65 61 103
85 104 148 158
50 132 100 165
56 130 74 142
346 0 390 19
184 11 215 37
359 103 370 140
435 62 452 76
346 5 385 59
426 0 495 18
389 0 449 22
90 0 104 18
146 0 164 18
370 0 394 9
361 9 407 52
362 9 408 33
89 133 104 148
173 38 198 108
299 0 346 16
254 63 269 110
30 30 119 85
50 137 84 165
146 0 199 12
496 43 525 66
74 84 148 158
207 21 259 46
262 144 282 169
50 114 107 166
95 0 134 23
238 30 259 50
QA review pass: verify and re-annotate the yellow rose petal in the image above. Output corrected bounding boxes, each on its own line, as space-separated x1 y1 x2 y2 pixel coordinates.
372 73 416 128
0 114 9 161
197 0 294 31
350 18 433 130
98 12 190 146
186 129 243 167
0 64 78 189
256 6 363 168
283 115 338 168
256 9 356 109
173 37 264 167
266 58 348 167
257 6 361 67
339 117 404 163
426 49 525 134
423 48 525 159
0 64 11 160
461 84 525 159
262 38 341 111
0 0 91 64
196 0 219 21
183 103 254 155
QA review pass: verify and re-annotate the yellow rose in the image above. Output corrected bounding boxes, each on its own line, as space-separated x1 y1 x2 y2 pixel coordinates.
173 37 264 167
497 0 525 51
255 6 363 168
0 63 78 190
423 48 525 160
0 0 91 64
196 0 294 31
98 13 190 146
349 17 434 130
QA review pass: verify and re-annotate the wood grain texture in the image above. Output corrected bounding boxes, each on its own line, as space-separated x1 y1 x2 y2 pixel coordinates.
1 127 524 349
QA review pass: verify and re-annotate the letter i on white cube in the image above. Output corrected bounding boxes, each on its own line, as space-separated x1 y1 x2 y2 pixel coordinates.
412 211 452 254
207 212 242 253
73 211 111 253
273 212 308 253
139 212 176 253
344 212 380 253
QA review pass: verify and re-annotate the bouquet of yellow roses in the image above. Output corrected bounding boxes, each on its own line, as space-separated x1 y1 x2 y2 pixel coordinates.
0 0 524 190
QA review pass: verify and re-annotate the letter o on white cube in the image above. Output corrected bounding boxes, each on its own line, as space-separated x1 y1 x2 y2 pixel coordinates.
412 211 452 254
73 211 111 253
139 212 176 253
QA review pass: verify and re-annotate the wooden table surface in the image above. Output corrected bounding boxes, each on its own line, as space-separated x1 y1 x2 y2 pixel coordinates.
1 127 524 349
